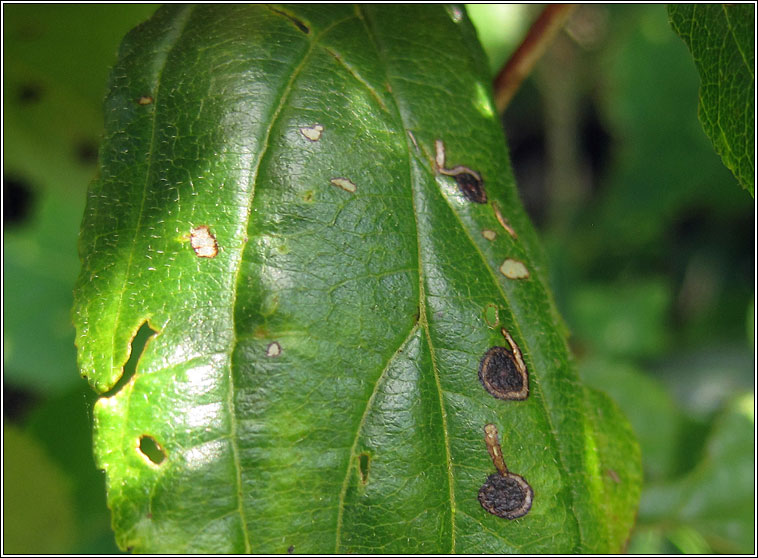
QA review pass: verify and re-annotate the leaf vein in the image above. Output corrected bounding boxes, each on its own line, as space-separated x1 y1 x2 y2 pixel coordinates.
333 324 421 552
355 7 458 550
225 13 361 551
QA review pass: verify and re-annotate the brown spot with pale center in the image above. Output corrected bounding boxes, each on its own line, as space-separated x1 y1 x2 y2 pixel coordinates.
266 342 282 358
300 124 323 141
492 201 518 239
330 177 356 193
499 259 529 279
190 226 218 258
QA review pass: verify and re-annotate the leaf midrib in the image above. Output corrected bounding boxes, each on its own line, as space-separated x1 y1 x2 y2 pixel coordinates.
355 7 458 552
333 324 421 551
226 12 364 552
355 6 584 551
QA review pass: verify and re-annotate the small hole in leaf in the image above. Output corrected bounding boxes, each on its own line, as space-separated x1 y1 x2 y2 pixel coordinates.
138 435 166 465
124 321 156 376
287 545 295 554
3 174 35 227
103 321 157 397
358 452 370 484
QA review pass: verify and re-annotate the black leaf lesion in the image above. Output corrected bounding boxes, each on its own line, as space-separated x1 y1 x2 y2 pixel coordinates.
434 139 487 204
478 424 533 520
478 328 529 400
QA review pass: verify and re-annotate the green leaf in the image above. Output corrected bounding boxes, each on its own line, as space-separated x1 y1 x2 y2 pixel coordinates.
580 357 685 481
3 4 159 394
73 5 640 553
567 280 671 360
637 393 754 554
668 4 755 195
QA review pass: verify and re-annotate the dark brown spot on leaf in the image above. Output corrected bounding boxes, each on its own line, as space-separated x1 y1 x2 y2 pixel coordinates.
435 140 487 203
479 346 528 400
358 452 370 484
287 545 295 554
268 6 310 33
453 171 487 203
478 472 533 519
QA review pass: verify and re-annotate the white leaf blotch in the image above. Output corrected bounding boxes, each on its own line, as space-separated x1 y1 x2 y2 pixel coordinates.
300 124 324 142
190 226 218 258
499 259 529 279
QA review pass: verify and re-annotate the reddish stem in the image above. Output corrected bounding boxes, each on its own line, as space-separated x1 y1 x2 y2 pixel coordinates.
493 4 578 114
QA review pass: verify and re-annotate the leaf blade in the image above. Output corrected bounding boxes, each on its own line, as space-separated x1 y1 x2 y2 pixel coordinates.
74 5 641 553
668 4 755 195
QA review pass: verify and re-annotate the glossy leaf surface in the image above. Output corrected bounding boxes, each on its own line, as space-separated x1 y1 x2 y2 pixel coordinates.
668 4 755 195
73 5 640 553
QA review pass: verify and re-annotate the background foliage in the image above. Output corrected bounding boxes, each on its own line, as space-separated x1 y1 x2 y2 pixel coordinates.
3 4 753 554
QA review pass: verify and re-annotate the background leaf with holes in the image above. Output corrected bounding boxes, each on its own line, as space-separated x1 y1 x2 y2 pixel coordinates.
3 5 160 554
73 5 641 553
668 4 755 195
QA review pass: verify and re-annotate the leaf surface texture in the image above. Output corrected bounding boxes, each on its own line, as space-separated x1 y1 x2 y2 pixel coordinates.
73 5 640 553
669 4 755 195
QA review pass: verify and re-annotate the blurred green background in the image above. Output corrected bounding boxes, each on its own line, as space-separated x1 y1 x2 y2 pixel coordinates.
3 4 754 554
